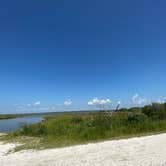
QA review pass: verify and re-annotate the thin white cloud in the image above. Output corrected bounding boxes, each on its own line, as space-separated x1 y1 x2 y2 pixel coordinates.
13 104 24 108
132 94 146 105
51 106 56 110
64 99 72 106
117 101 121 105
34 101 41 106
155 99 165 104
38 107 50 111
88 97 111 106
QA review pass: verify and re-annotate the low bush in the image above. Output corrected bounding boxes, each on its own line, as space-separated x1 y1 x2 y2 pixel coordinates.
127 113 148 124
142 103 166 120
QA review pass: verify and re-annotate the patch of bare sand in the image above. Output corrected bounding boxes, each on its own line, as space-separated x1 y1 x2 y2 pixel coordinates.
1 133 166 166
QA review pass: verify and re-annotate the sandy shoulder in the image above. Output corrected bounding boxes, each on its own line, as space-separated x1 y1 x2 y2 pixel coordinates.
1 133 166 166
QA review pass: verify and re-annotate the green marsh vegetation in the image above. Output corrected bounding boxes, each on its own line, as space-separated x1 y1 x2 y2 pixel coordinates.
0 112 59 120
0 114 25 120
1 103 166 151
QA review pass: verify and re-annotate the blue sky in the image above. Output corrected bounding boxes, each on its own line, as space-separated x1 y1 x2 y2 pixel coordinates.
0 0 165 113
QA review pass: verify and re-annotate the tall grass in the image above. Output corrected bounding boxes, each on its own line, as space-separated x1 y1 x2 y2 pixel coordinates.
5 105 166 150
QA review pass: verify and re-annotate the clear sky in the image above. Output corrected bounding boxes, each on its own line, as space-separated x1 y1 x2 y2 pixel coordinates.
0 0 165 113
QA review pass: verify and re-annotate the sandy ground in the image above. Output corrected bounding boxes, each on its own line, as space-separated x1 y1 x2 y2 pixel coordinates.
1 133 166 166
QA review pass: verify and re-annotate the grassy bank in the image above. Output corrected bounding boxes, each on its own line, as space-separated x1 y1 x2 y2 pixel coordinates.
0 114 39 120
0 114 24 120
1 103 166 151
0 112 59 120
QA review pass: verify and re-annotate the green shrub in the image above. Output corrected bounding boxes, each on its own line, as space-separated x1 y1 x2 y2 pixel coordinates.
142 103 166 120
21 125 32 135
127 113 148 124
21 123 47 136
33 124 47 135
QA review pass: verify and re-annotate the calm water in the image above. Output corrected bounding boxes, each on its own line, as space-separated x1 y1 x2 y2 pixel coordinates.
0 116 44 132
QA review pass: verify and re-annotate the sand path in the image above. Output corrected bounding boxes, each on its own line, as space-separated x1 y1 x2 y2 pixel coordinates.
1 133 166 166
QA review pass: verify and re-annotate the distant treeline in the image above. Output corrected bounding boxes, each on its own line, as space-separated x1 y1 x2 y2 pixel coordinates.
0 114 24 120
118 102 166 121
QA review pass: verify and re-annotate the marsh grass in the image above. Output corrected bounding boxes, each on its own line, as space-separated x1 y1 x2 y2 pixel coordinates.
0 115 23 120
1 107 166 151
